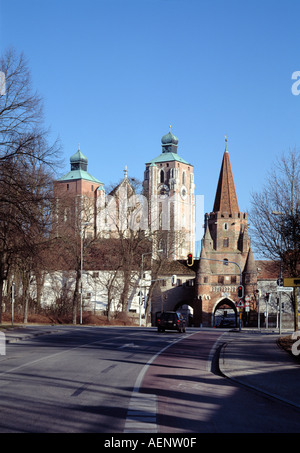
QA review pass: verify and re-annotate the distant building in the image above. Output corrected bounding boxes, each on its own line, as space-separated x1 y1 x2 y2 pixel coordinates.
196 139 256 326
143 128 195 260
49 136 295 327
53 145 104 238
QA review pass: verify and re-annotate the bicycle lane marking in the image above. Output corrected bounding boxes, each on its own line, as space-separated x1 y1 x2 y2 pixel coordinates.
124 332 196 433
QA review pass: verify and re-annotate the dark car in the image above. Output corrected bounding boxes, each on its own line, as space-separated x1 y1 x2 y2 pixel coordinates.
157 311 186 333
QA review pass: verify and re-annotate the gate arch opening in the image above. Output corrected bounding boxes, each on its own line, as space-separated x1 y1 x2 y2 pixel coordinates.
174 301 196 327
213 298 237 327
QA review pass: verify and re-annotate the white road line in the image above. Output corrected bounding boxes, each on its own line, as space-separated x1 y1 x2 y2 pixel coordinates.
124 332 196 433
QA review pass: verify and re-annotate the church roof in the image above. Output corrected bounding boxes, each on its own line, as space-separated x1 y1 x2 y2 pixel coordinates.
146 128 193 166
57 145 103 184
213 141 239 214
244 247 257 274
147 151 192 166
70 149 88 164
198 247 212 274
161 131 179 146
57 169 102 184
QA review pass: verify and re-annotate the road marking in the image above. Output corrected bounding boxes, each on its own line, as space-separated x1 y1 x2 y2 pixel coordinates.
0 335 126 379
71 383 89 397
124 332 196 433
124 393 157 433
206 332 228 372
118 343 139 349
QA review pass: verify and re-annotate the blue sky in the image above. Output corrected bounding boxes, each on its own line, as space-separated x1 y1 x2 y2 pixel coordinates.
1 0 300 227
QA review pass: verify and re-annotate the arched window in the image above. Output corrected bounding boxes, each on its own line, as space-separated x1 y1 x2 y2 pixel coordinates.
160 169 164 183
182 171 186 185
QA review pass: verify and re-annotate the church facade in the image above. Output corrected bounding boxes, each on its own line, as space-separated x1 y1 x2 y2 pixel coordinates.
143 128 195 260
52 132 293 327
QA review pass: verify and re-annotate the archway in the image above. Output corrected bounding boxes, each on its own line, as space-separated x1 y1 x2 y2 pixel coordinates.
213 298 237 327
174 300 199 327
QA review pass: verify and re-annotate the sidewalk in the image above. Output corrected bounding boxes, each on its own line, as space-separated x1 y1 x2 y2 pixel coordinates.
219 330 300 409
0 325 60 344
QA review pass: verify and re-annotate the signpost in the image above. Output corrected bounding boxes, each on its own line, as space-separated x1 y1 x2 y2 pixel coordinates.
235 300 244 331
11 283 15 328
283 278 300 331
236 300 244 308
283 278 300 287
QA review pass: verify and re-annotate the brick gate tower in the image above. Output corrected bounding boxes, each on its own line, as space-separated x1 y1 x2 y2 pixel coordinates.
196 139 257 326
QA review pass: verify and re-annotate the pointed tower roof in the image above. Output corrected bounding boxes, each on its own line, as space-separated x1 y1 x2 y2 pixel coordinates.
213 139 239 214
203 214 213 250
244 247 256 274
198 246 211 274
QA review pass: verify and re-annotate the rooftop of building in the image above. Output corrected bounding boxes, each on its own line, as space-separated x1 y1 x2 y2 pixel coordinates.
57 145 103 184
146 128 193 166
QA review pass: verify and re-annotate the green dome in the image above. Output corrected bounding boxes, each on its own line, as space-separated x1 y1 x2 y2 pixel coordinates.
161 131 179 146
70 149 88 164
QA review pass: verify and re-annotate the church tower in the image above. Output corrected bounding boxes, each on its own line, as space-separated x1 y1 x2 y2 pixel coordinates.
196 138 257 326
53 145 104 238
143 128 195 259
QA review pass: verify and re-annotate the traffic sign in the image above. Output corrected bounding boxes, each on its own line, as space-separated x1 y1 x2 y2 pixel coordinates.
277 278 283 287
245 295 250 302
277 287 293 292
283 278 300 287
236 300 244 308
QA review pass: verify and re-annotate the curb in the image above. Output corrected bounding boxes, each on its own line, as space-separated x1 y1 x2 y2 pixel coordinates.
218 341 300 410
2 329 58 344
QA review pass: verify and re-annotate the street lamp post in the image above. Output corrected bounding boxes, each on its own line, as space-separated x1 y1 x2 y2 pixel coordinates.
80 221 90 325
272 211 284 334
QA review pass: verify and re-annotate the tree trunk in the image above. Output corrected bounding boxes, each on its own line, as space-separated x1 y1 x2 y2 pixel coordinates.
0 279 3 324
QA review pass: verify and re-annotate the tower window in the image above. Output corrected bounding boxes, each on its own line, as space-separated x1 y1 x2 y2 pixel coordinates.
67 184 69 191
160 170 164 183
223 238 229 247
91 185 94 191
182 171 186 185
223 223 228 230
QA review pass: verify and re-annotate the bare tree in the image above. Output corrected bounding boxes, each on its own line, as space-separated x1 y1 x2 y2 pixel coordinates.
52 193 97 324
250 148 300 276
0 48 59 166
100 177 150 313
0 48 60 322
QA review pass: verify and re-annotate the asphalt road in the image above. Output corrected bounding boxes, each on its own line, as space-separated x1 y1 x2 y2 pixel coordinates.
0 326 194 433
1 326 300 433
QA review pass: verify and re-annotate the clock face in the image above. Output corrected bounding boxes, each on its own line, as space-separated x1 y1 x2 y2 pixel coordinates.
180 185 188 200
158 184 170 198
